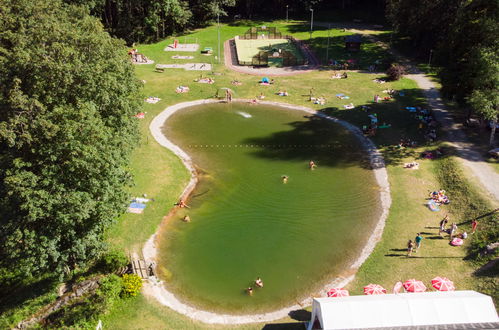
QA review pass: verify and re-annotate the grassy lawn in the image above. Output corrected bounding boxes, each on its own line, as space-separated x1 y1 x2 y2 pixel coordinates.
2 21 495 329
99 22 497 328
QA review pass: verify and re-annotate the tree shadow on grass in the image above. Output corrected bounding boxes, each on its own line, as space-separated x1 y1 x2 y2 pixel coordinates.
262 323 306 330
243 88 445 169
0 275 58 315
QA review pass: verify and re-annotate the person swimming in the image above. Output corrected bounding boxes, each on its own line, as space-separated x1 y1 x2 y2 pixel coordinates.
309 160 317 170
282 175 288 184
255 277 264 288
247 287 253 295
182 215 191 222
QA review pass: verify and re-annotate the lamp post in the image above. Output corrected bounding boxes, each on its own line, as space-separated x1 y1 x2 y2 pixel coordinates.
217 12 221 64
326 24 331 64
309 8 314 40
286 5 289 22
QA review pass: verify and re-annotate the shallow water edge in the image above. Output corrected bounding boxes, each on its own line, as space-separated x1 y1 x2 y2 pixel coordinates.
142 99 391 324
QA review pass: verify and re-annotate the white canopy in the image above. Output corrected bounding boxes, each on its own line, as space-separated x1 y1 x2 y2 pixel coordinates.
308 290 498 330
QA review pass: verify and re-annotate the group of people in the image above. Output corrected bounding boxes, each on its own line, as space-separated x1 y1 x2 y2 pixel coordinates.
406 233 424 256
246 277 264 295
407 216 478 256
280 161 316 184
429 190 450 205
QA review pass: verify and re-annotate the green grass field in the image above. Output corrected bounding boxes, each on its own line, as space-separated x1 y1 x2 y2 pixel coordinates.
2 20 496 330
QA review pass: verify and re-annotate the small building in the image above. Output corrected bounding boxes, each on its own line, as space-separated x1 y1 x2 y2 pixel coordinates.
345 35 362 51
307 291 499 330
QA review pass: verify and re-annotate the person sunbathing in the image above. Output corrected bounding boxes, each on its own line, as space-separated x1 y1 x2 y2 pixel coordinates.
175 200 189 208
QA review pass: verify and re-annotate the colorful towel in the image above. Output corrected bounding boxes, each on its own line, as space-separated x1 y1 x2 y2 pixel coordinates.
128 202 147 214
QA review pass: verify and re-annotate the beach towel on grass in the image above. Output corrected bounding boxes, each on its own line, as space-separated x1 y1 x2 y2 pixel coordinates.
128 202 147 214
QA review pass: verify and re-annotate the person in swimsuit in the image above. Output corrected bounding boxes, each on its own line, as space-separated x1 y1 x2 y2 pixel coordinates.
255 277 264 288
309 160 317 170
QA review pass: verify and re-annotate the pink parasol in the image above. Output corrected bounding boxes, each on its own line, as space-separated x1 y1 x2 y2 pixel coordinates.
431 277 455 291
364 284 387 295
403 279 427 292
393 281 403 294
327 288 349 297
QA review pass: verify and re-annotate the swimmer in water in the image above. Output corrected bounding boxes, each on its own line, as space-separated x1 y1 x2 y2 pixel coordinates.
247 287 253 295
255 277 264 288
282 175 288 184
309 160 317 170
182 215 191 222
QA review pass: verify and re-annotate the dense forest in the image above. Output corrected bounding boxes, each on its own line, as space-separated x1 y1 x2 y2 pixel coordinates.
387 0 498 145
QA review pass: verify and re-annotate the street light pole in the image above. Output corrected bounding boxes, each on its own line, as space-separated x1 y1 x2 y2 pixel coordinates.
286 5 289 22
310 8 314 40
217 12 221 64
326 24 331 64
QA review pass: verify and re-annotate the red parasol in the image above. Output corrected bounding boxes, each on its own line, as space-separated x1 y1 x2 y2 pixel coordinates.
363 284 387 295
431 277 455 291
403 279 427 292
327 288 349 297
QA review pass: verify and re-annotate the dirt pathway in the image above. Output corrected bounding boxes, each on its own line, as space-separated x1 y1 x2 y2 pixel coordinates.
408 74 499 202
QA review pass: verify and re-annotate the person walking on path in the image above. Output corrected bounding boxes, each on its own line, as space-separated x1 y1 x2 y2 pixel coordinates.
407 240 415 257
471 219 478 234
415 233 423 252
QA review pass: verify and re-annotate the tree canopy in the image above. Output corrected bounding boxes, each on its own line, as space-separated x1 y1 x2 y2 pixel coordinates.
0 0 141 276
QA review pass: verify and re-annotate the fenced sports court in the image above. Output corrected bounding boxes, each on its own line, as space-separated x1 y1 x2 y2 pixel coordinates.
234 26 305 67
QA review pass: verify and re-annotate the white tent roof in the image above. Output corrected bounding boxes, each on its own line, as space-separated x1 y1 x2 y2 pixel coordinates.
308 290 498 330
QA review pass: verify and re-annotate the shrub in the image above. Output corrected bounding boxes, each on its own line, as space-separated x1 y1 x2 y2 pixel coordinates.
386 63 407 81
96 249 129 273
121 274 142 297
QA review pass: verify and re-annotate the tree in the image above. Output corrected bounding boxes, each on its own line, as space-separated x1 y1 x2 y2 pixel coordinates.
0 0 141 277
440 0 499 146
467 46 499 146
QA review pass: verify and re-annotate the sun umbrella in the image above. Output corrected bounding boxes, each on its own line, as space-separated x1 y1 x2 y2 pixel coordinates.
327 288 349 297
431 277 455 291
393 281 403 294
364 284 387 295
403 279 426 292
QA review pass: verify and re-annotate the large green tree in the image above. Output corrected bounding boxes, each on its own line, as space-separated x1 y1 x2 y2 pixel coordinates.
0 0 141 276
440 0 499 145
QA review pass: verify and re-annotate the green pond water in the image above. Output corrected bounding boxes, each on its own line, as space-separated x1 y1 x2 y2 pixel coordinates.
159 103 381 313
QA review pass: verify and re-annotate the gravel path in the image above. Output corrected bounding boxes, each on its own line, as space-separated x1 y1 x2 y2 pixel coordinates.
408 74 499 202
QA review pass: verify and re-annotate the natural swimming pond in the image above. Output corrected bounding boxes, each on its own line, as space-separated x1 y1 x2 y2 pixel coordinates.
159 102 381 313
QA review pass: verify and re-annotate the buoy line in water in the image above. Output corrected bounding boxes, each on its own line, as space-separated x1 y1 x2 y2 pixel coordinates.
144 99 391 324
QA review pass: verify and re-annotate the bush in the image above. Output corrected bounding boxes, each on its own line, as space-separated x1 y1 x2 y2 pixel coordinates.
121 274 142 297
96 250 129 273
386 63 407 81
